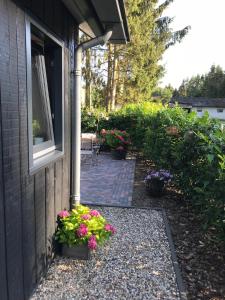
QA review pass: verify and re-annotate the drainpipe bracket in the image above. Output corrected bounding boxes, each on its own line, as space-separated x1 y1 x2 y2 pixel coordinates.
71 70 81 76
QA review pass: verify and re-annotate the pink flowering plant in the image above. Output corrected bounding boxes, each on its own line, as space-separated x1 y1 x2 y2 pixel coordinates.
55 205 115 250
100 129 131 151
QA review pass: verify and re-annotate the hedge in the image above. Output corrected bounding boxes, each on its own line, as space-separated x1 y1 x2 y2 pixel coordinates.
82 103 225 240
144 107 225 240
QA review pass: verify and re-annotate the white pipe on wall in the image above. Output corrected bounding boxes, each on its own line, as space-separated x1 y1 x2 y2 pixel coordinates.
71 30 113 207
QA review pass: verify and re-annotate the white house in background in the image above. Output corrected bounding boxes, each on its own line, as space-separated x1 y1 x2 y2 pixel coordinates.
169 97 225 120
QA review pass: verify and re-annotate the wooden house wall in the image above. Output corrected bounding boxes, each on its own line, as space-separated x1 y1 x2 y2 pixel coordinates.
0 0 78 299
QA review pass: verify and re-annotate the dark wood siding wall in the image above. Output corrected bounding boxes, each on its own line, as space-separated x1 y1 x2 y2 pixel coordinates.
0 0 78 299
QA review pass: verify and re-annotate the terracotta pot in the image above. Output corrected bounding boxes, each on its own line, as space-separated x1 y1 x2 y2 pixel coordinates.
61 244 90 260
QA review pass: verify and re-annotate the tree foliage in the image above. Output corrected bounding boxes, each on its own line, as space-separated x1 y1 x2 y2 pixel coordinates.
82 0 190 110
116 0 189 104
152 85 174 102
175 65 225 98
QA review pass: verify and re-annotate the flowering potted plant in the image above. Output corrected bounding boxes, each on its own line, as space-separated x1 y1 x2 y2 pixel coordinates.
144 169 173 197
100 129 131 159
55 205 115 260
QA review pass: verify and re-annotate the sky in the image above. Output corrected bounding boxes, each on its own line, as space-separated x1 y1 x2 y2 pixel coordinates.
160 0 225 88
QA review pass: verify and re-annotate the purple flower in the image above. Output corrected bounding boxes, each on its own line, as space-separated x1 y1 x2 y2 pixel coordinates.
88 235 97 250
76 224 88 237
90 210 101 217
144 169 172 183
81 214 91 220
58 210 70 218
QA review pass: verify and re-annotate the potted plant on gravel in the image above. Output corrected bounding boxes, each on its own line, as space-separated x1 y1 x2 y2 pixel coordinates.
144 169 173 197
101 129 131 159
55 205 116 260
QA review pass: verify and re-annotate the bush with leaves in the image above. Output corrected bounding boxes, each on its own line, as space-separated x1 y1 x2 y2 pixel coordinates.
82 103 225 240
98 102 163 149
144 107 225 240
81 108 107 133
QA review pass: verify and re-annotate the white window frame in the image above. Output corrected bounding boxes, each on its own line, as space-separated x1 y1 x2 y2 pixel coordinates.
26 16 64 173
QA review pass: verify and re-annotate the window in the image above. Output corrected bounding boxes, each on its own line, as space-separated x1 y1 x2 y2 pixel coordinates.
197 108 203 112
26 18 64 171
217 108 224 113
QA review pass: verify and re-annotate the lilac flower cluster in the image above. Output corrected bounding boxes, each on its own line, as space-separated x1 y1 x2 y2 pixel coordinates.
144 169 173 183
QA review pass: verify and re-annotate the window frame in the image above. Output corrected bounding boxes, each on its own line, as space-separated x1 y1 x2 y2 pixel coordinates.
26 16 65 173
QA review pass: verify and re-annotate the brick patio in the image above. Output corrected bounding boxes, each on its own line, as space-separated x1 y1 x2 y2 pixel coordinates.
81 153 136 206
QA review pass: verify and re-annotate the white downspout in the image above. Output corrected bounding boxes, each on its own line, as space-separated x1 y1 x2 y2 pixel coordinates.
71 30 113 207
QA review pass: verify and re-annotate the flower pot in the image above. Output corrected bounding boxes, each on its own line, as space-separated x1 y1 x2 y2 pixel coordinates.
61 244 90 260
99 144 111 152
112 149 127 160
145 178 165 197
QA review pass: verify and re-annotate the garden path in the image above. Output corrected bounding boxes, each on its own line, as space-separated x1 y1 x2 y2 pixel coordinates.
31 207 185 300
81 153 136 206
31 153 187 300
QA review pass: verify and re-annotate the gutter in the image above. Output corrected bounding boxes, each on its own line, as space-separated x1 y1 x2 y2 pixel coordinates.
71 30 113 207
117 0 130 42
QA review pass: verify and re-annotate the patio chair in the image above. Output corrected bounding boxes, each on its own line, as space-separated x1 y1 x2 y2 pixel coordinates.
81 137 94 165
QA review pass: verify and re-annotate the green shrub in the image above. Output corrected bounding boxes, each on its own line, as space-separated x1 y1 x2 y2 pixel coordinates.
81 108 107 133
99 102 163 149
144 107 225 240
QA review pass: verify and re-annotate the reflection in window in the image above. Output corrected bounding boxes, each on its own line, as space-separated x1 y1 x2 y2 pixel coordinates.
32 55 54 147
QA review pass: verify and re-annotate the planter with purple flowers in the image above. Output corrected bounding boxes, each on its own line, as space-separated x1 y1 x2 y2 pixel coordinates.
144 170 173 197
55 205 116 260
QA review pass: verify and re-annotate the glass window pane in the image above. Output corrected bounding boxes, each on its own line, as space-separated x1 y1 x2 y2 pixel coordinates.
32 54 54 146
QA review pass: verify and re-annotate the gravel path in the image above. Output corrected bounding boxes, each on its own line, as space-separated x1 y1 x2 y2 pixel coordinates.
31 207 181 300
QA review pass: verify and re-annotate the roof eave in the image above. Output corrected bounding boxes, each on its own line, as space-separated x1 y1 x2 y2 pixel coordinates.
62 0 129 44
